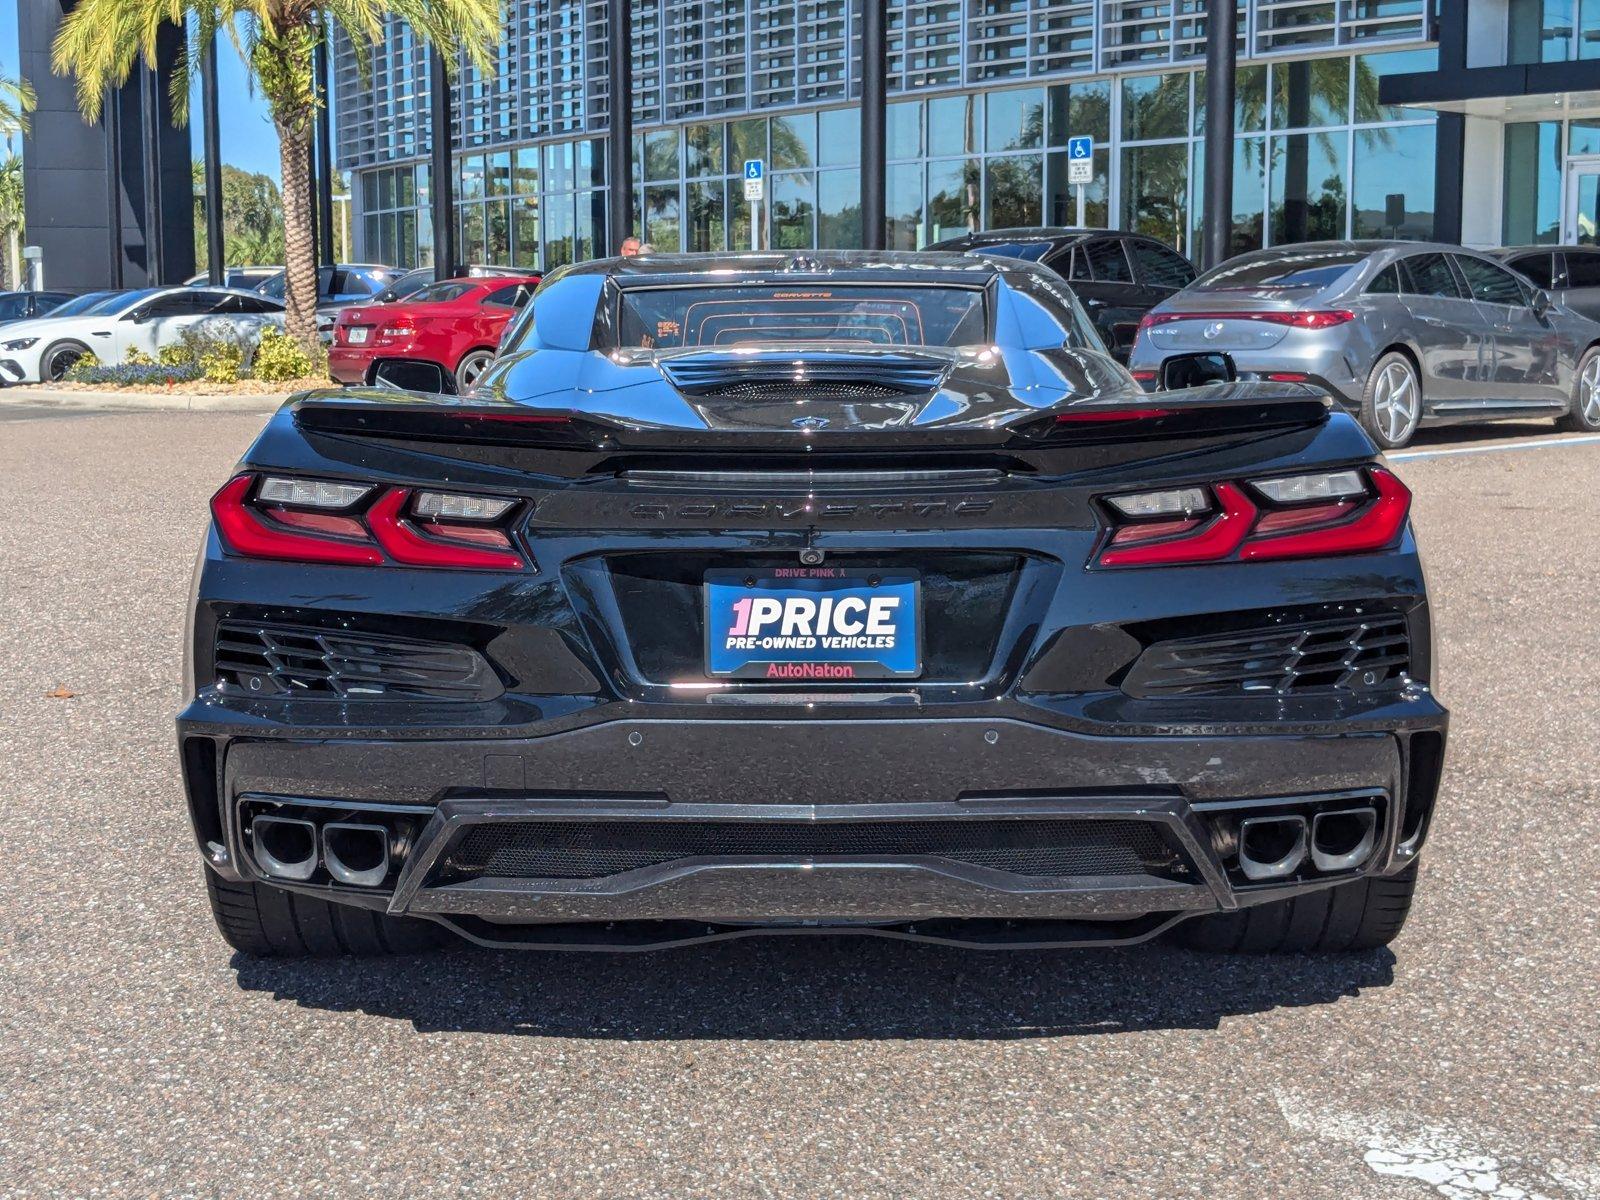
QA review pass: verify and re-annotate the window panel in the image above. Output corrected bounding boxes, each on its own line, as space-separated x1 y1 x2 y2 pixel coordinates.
817 168 861 247
1269 132 1347 244
1121 75 1188 142
887 162 923 249
1120 143 1189 253
819 108 860 166
888 100 922 161
513 197 540 268
687 180 725 251
1353 125 1435 241
770 171 816 247
770 114 817 168
985 88 1044 152
644 184 682 251
984 154 1042 227
927 158 979 242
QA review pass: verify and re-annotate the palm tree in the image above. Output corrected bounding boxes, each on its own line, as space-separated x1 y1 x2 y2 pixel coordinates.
52 1 498 352
0 156 24 288
0 70 36 152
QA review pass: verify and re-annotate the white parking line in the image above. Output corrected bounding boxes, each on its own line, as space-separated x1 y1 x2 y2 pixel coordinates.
1391 433 1600 461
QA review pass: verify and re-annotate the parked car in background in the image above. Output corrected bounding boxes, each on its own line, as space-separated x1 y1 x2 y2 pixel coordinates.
1491 245 1600 322
0 291 75 325
184 267 280 290
256 264 399 339
931 227 1197 360
1128 241 1600 448
328 275 539 390
0 287 285 383
370 264 529 304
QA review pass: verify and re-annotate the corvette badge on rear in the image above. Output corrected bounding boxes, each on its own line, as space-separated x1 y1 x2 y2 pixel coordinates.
704 567 921 679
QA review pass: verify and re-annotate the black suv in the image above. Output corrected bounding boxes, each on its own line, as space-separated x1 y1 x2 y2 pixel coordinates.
930 228 1196 360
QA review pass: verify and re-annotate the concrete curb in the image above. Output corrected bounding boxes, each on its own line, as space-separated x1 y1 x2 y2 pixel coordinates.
0 385 290 414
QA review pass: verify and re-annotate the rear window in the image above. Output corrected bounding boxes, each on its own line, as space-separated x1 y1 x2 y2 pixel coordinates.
967 241 1053 262
1194 251 1366 291
616 285 989 349
411 282 476 304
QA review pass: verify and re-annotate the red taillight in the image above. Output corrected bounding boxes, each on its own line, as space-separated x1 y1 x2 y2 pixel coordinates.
210 474 526 570
1241 468 1410 560
1142 310 1355 330
210 475 384 566
366 489 526 570
1097 468 1409 567
1099 483 1257 567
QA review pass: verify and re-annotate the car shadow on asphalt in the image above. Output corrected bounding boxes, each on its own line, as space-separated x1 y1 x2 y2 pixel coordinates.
230 938 1395 1040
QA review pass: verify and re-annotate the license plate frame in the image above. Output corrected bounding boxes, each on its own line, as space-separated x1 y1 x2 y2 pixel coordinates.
347 326 370 345
703 566 922 681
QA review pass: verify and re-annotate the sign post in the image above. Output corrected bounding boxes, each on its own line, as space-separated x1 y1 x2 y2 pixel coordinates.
743 159 765 251
1067 136 1093 228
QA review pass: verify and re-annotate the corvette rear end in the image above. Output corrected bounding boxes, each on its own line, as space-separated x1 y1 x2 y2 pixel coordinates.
177 252 1446 956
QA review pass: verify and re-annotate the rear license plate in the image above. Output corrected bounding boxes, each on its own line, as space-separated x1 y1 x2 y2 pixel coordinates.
705 567 921 680
347 326 370 344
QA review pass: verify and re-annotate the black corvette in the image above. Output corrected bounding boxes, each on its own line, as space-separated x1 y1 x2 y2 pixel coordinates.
178 251 1446 957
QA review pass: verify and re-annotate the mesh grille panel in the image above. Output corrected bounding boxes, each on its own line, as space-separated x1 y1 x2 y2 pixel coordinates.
214 621 500 701
439 818 1183 881
1125 615 1411 697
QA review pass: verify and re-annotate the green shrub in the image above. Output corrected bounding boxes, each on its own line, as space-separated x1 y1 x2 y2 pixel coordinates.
199 339 244 384
62 351 101 381
157 342 195 368
122 346 153 366
251 325 321 383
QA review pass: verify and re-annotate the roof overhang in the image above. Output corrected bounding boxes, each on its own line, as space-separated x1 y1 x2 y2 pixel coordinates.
1378 61 1600 121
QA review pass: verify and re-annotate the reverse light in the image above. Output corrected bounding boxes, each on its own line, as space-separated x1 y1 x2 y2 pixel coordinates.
258 476 371 508
1106 487 1209 519
1248 470 1365 505
414 491 516 521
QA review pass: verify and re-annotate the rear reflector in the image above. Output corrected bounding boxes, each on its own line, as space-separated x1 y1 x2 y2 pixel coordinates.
1056 407 1176 423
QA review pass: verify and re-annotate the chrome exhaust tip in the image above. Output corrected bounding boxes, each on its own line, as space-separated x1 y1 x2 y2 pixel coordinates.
1311 806 1378 873
321 822 391 888
251 816 318 882
1237 815 1308 881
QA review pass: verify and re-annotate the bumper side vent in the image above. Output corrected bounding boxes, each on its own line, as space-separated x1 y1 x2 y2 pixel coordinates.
214 621 501 701
435 818 1188 883
1124 614 1411 698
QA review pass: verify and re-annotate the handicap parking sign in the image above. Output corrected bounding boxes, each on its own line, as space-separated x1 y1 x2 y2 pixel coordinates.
1067 136 1092 162
744 159 764 180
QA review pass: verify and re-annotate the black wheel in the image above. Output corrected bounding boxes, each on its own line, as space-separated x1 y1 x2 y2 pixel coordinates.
1359 351 1422 449
41 339 92 382
204 870 448 957
1558 344 1600 432
1173 864 1418 954
455 348 496 392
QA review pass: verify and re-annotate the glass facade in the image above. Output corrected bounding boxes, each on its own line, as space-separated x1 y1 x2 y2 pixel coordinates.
335 2 1435 269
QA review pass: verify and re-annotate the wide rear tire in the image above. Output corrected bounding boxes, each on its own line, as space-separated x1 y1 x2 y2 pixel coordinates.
204 870 448 957
1173 864 1418 954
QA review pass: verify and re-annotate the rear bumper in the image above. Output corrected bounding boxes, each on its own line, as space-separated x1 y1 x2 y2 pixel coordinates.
326 346 379 385
179 708 1446 948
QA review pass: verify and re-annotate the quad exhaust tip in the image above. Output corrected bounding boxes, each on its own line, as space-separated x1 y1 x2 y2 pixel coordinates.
251 816 318 882
322 822 391 888
1236 815 1308 882
1311 806 1378 873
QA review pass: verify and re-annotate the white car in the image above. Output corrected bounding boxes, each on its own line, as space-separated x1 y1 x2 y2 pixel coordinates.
0 286 286 384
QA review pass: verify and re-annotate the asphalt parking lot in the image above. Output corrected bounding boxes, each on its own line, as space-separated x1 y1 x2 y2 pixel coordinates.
2 408 1597 1199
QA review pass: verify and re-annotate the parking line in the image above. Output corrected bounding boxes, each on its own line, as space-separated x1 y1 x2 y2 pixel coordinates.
1390 433 1600 461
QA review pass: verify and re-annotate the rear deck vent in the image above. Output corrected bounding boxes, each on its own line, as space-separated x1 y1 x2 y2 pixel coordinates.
214 621 501 701
435 818 1188 882
661 356 947 397
1125 615 1411 698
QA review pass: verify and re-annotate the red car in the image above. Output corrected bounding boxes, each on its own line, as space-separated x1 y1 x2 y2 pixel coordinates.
329 275 539 390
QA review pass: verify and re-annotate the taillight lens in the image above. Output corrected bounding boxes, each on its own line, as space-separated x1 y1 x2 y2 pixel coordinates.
1141 310 1356 330
1096 467 1410 567
210 474 526 570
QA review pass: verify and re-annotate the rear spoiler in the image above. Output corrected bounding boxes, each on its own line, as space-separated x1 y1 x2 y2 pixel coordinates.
290 381 1330 452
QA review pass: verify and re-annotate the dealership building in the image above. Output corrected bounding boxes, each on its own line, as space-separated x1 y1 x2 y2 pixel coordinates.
19 0 1600 287
335 1 1452 270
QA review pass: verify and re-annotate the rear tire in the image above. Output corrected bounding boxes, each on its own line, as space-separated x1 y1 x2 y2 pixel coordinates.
1558 344 1600 432
204 870 447 957
1359 351 1423 449
1173 863 1418 954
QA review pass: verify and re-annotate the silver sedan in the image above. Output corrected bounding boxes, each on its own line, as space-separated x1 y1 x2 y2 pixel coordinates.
1127 240 1600 448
